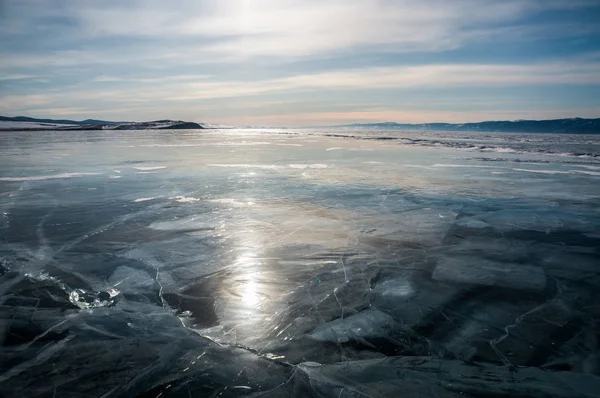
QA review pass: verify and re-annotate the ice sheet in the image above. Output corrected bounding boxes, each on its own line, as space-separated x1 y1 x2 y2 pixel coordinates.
1 128 599 397
432 257 547 291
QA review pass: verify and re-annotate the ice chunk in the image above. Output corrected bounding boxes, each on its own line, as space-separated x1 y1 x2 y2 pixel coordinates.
454 217 490 229
432 257 546 292
309 309 395 343
492 299 574 366
296 356 600 398
359 208 456 248
371 278 414 298
539 249 600 282
371 273 460 329
446 237 534 263
69 288 120 309
544 327 600 375
482 210 563 233
108 266 156 293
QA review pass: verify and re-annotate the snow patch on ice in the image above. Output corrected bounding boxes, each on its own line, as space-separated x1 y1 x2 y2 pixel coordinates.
481 147 518 153
432 164 499 169
133 166 167 171
0 172 99 181
208 198 253 207
288 164 329 169
170 196 200 203
512 168 569 175
208 164 280 170
133 197 158 203
573 170 600 176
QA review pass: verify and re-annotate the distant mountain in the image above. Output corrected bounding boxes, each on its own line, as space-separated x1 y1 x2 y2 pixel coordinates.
3 115 599 133
325 118 600 134
0 116 122 125
0 116 204 131
80 119 124 125
110 121 203 130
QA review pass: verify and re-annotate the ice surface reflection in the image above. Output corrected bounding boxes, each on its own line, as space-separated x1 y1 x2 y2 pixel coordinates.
1 129 600 397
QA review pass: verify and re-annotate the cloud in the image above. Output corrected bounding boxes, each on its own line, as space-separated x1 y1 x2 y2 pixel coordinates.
3 1 599 74
1 0 599 124
2 60 598 115
0 74 39 81
161 61 600 102
72 1 600 58
3 0 599 64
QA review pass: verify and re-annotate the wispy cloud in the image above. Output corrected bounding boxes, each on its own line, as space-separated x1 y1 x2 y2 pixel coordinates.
163 61 600 102
3 0 598 64
3 60 598 104
0 74 38 81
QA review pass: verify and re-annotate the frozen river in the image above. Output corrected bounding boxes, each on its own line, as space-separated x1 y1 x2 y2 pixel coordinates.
1 128 600 397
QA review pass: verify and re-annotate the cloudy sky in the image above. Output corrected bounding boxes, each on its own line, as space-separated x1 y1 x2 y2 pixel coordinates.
1 0 600 126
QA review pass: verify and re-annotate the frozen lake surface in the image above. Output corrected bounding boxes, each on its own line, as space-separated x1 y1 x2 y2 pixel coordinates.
1 129 600 397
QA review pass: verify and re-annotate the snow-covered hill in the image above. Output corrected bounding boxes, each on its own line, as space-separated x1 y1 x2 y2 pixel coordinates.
0 116 204 131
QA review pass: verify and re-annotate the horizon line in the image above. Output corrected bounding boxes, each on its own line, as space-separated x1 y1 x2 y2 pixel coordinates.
2 114 600 129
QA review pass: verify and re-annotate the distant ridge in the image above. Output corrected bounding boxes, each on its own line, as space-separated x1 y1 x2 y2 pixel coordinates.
322 118 600 134
0 116 204 131
2 115 600 133
0 116 123 125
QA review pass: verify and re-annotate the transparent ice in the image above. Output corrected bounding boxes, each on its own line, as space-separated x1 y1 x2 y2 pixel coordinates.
0 129 599 397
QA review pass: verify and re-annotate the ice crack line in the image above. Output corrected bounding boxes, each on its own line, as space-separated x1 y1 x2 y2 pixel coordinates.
156 267 165 308
489 296 561 367
333 287 344 320
340 255 349 283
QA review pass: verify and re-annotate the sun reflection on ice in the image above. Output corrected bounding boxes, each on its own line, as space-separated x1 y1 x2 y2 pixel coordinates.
241 279 260 308
233 251 263 314
201 190 288 345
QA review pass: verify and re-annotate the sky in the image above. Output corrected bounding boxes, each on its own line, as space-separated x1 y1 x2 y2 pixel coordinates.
1 0 600 126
